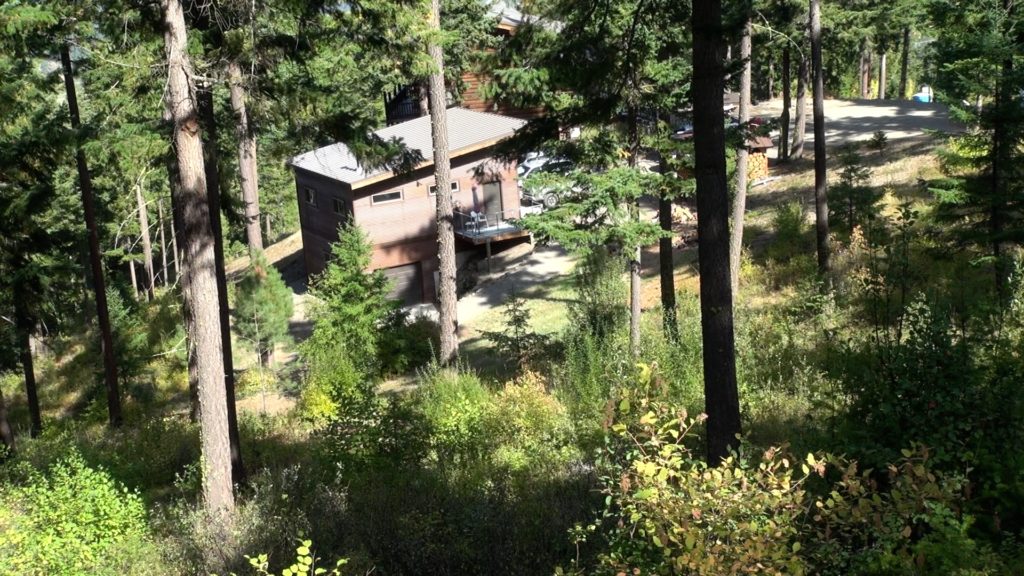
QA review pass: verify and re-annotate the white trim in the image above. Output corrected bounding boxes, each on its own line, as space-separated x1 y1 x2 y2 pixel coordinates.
371 189 404 205
429 181 460 196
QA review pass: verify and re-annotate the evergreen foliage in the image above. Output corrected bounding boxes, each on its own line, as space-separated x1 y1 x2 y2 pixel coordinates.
233 252 293 367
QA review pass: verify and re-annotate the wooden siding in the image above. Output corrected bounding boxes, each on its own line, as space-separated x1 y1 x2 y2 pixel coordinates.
295 147 522 304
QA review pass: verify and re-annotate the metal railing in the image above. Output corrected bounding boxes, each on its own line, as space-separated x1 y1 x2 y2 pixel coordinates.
454 210 519 237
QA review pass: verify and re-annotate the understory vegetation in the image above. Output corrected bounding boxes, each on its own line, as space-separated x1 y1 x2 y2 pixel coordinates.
1 138 1021 576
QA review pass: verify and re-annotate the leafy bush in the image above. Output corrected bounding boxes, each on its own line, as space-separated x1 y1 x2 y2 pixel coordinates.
298 344 372 427
578 374 1007 576
376 312 439 375
485 372 579 474
481 292 551 374
0 452 161 575
415 364 494 473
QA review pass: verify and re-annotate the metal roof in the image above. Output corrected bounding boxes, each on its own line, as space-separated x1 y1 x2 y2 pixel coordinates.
289 107 526 185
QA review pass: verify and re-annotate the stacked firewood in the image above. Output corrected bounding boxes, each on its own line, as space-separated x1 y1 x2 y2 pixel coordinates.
748 151 769 182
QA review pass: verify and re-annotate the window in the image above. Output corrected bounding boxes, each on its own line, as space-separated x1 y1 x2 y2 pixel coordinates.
429 181 460 195
332 197 348 216
371 189 403 204
303 187 317 207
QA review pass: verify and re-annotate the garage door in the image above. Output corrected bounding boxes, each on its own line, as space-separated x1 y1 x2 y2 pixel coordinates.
382 262 423 307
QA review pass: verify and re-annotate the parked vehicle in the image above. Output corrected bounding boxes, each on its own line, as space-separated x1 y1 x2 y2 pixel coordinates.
517 155 574 207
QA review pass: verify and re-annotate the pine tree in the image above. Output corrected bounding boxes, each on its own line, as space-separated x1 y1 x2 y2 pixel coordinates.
233 252 292 367
810 0 830 276
692 0 741 464
161 0 235 521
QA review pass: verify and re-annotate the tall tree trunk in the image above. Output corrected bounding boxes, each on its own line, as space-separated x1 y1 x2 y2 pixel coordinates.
227 60 263 255
14 300 41 438
877 51 887 99
418 82 430 117
427 0 459 364
164 139 198 418
780 46 792 161
898 27 911 99
0 386 14 455
692 0 741 465
627 108 642 358
129 256 139 299
792 45 808 158
990 44 1013 302
135 180 155 300
859 40 872 98
658 159 677 340
264 213 271 240
198 85 245 484
158 197 169 285
162 0 235 520
810 0 831 276
60 44 123 428
768 58 775 100
729 18 752 297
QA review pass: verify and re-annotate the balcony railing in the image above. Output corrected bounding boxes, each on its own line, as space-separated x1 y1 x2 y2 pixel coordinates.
454 210 520 239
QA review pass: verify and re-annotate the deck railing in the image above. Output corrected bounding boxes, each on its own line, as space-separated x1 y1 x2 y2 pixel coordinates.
454 210 519 237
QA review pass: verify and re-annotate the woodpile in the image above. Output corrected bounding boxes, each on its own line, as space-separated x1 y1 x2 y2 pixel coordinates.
748 150 769 182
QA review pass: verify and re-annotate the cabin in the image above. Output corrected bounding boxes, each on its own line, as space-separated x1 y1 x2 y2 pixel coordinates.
289 107 531 306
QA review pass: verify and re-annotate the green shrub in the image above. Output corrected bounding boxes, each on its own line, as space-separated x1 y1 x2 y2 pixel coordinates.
579 373 1006 576
298 345 371 427
485 373 579 474
767 200 810 261
416 364 494 472
377 312 439 375
0 452 161 576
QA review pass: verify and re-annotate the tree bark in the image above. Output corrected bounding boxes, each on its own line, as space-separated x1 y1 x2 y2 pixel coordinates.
60 43 123 428
227 60 263 255
164 139 198 418
427 0 459 364
197 85 245 485
658 165 677 340
0 386 15 455
810 0 831 276
792 41 808 158
878 51 887 99
627 108 642 357
729 18 752 297
859 40 871 98
898 27 910 99
780 46 791 161
162 0 235 519
14 300 41 438
692 0 741 465
158 197 169 285
129 256 139 299
135 179 156 300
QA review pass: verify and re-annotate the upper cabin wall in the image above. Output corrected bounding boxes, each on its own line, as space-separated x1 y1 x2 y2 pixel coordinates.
352 148 519 252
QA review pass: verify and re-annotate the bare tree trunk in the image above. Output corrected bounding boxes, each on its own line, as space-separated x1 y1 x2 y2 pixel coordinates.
729 18 752 297
810 0 831 276
658 162 677 340
780 46 791 161
792 42 808 158
627 108 642 357
158 197 169 285
227 60 263 255
0 386 15 455
878 51 887 99
198 85 245 485
162 0 235 520
692 0 741 465
418 82 430 117
768 58 775 100
136 177 156 299
60 44 123 428
14 301 41 438
264 213 271 240
859 40 872 98
427 0 459 364
898 27 910 99
129 256 139 299
164 143 198 418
